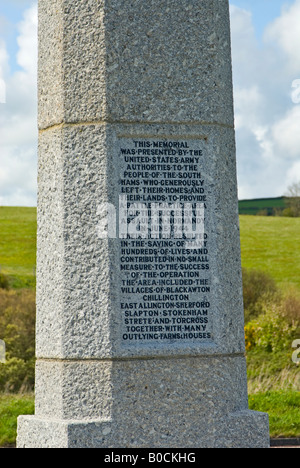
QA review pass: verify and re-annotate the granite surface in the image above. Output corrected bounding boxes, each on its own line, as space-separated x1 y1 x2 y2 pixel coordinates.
36 122 245 360
18 356 269 448
18 0 269 448
38 0 234 129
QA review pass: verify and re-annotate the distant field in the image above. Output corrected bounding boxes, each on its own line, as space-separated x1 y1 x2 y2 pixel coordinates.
0 207 37 288
0 207 299 290
239 197 286 216
240 215 300 290
0 207 299 442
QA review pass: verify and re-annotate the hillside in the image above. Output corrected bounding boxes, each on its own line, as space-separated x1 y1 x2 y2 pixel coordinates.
238 197 286 216
0 207 299 290
239 215 300 290
0 207 37 288
0 207 299 441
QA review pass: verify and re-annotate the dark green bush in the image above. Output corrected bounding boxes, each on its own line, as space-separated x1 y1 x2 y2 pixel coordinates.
242 268 278 323
0 289 35 392
243 269 299 354
245 303 298 353
0 273 9 290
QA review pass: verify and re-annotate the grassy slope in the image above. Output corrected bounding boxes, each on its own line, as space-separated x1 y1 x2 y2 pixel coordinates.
1 208 299 291
239 197 286 215
0 208 299 442
0 394 34 446
249 391 300 438
240 215 300 438
0 207 37 288
240 215 300 290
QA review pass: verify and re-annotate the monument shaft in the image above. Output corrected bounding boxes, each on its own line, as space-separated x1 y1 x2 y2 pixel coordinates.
18 0 269 448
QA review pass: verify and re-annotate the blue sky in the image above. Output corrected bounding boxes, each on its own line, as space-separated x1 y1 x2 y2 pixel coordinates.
0 0 35 73
230 0 300 199
1 0 300 205
232 0 288 40
1 0 285 70
0 5 23 73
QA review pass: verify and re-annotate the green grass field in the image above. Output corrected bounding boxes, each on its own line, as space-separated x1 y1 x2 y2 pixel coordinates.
240 215 300 290
0 394 34 447
249 391 300 438
0 207 37 288
1 207 299 291
0 207 299 444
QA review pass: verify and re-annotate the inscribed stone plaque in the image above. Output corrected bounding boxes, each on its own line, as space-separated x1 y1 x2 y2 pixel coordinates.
114 137 215 351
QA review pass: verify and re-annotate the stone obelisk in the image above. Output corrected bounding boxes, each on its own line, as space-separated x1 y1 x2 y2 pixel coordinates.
17 0 269 448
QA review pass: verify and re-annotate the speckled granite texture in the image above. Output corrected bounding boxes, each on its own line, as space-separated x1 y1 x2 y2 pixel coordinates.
17 0 269 448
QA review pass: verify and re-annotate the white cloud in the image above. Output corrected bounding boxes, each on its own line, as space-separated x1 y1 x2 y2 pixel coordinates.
265 0 300 74
0 3 37 206
1 2 300 205
234 86 266 131
0 39 9 73
272 106 300 159
0 39 8 103
230 1 300 199
286 161 300 188
16 4 38 76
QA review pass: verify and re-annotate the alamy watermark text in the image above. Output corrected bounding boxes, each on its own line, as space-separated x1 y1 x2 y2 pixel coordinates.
96 196 205 249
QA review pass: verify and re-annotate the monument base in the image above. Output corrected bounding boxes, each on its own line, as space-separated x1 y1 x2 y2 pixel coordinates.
17 410 269 448
17 356 269 448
